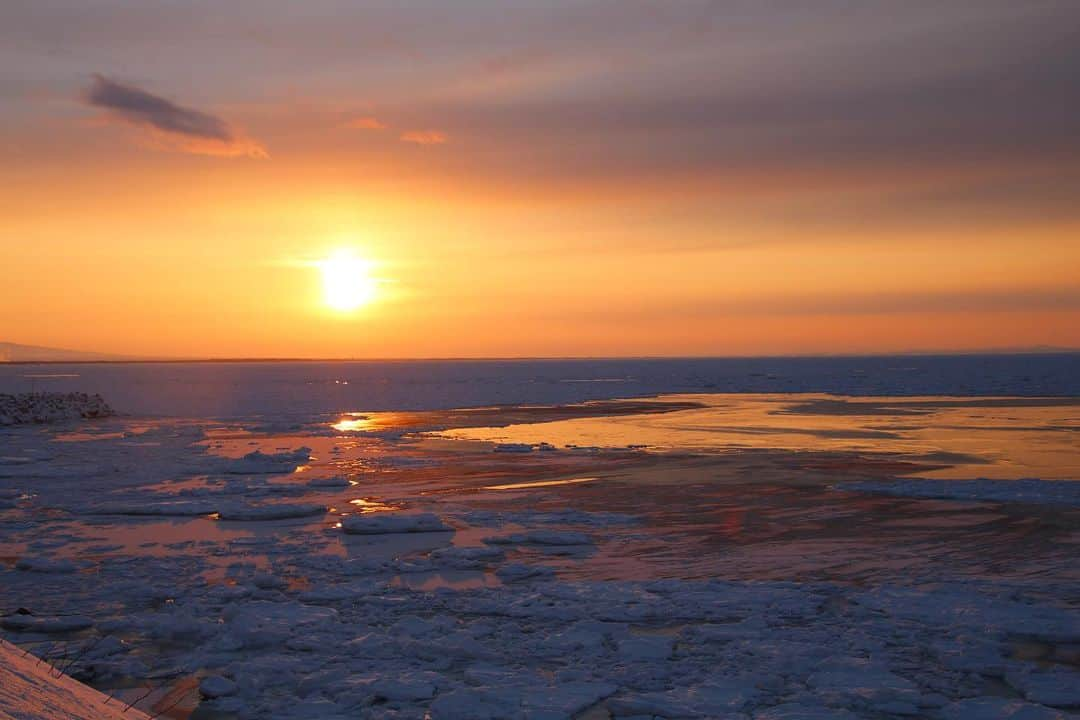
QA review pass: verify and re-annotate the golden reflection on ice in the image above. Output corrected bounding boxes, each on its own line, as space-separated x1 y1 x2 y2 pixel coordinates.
484 477 598 491
333 414 374 432
348 498 400 513
435 394 1080 480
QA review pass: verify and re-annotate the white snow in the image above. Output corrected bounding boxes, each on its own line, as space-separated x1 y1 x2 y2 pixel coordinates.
0 639 151 720
219 447 312 474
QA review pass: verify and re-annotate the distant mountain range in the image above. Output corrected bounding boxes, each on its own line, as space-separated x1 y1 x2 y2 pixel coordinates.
0 342 126 363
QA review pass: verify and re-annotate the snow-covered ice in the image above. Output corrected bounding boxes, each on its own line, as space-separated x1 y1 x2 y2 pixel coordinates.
1 386 1078 719
341 512 453 534
838 478 1080 506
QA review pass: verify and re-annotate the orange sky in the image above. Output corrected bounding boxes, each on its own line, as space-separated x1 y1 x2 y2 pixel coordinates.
1 1 1078 358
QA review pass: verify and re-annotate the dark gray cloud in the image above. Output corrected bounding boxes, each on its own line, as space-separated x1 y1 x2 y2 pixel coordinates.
11 3 1076 180
367 2 1080 190
84 74 232 142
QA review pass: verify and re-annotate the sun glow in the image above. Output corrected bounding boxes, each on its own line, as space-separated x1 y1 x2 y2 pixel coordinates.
319 249 377 311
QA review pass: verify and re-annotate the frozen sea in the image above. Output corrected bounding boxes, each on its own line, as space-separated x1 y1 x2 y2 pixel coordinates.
1 353 1078 418
1 355 1078 719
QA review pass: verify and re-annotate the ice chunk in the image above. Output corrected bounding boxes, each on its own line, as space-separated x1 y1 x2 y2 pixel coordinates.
616 634 674 661
1 614 94 633
15 557 78 573
199 675 237 698
298 580 386 603
220 601 338 650
252 572 288 590
370 678 437 701
484 530 592 546
216 502 327 520
84 500 216 517
430 545 505 568
340 512 452 534
1005 667 1080 708
805 658 919 707
306 476 351 488
939 697 1072 720
221 447 312 474
493 443 534 453
607 693 698 717
523 681 617 716
754 704 861 719
428 687 520 719
837 478 1080 507
495 563 556 582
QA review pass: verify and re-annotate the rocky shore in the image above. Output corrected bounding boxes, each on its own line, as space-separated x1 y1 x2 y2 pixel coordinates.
0 393 114 426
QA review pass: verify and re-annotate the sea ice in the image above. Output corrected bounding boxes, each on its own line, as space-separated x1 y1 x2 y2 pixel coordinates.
838 478 1080 507
484 530 593 546
84 500 217 516
14 557 79 573
369 677 437 701
0 613 94 633
429 545 506 568
216 502 327 521
306 476 352 487
495 563 556 582
938 697 1074 720
340 512 452 534
199 675 238 698
219 447 312 474
616 634 674 661
753 704 861 719
1005 667 1080 708
493 443 535 453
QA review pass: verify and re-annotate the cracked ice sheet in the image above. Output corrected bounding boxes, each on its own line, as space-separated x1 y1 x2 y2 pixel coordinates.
0 402 1078 720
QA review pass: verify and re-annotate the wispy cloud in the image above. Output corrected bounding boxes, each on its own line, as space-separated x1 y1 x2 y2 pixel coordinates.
83 74 267 158
400 130 447 146
344 116 387 130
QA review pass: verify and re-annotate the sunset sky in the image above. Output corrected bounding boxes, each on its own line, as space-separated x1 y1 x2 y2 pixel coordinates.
2 1 1078 358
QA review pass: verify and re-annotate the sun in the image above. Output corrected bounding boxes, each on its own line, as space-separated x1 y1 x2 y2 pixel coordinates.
319 249 377 311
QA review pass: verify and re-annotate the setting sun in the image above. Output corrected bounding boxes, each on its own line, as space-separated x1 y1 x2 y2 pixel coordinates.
319 249 377 312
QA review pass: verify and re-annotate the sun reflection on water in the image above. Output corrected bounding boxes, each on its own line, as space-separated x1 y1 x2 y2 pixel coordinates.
333 414 373 432
348 498 401 513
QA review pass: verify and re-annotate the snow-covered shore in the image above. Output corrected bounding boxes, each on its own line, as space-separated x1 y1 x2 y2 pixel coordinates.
0 639 150 720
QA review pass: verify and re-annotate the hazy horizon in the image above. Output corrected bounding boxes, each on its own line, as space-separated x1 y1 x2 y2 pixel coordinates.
3 339 1080 365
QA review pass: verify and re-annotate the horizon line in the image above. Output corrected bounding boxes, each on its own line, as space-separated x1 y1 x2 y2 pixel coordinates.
2 348 1078 365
